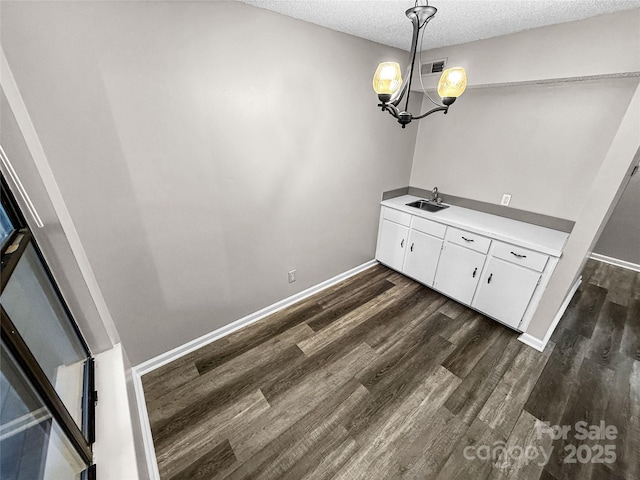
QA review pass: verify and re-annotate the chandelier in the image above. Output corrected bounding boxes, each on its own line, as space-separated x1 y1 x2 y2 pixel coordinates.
372 1 467 128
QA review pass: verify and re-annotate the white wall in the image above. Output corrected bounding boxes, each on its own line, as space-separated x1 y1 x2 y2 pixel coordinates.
0 0 420 365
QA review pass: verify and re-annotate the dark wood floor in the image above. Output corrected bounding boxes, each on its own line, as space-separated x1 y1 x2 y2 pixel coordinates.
142 259 640 480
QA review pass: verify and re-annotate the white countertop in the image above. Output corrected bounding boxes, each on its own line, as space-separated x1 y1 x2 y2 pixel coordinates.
381 195 569 257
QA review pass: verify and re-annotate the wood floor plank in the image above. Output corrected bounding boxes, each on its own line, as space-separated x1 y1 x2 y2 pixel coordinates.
446 309 484 345
228 343 376 462
590 261 615 290
625 359 640 480
434 418 505 480
148 323 312 431
444 328 522 425
437 298 469 320
579 259 599 287
306 278 395 331
414 309 469 344
442 314 503 378
607 267 637 305
488 410 554 480
297 282 421 356
602 358 635 480
332 366 461 480
223 380 368 479
142 361 200 405
620 299 640 361
295 264 391 313
142 337 230 402
554 283 607 339
313 264 391 309
538 470 559 480
398 406 468 480
543 358 615 480
261 290 442 405
586 300 627 368
524 329 590 426
349 335 456 443
364 289 448 354
373 373 463 479
252 424 350 480
297 435 359 480
195 302 322 375
478 341 555 439
168 439 236 480
154 389 270 478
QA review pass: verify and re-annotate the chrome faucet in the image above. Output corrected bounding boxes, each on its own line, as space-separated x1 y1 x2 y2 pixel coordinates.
431 186 441 204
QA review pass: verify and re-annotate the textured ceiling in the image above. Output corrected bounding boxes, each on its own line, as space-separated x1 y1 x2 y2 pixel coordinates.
239 0 640 51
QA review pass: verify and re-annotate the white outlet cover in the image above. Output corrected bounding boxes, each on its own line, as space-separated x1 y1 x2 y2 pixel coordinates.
501 194 512 206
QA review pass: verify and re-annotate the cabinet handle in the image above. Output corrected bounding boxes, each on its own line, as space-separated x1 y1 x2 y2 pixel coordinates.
487 273 493 284
401 239 404 248
410 243 414 252
472 267 477 278
510 251 527 258
462 236 474 242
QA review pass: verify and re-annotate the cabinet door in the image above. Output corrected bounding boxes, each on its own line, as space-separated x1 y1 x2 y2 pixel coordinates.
376 219 408 271
433 242 486 305
402 229 443 286
472 257 541 329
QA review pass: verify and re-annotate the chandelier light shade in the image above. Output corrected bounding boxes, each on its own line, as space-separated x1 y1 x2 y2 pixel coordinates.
373 1 467 128
372 62 403 101
437 67 467 99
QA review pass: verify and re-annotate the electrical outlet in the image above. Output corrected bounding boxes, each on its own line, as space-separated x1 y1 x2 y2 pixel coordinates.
501 194 512 206
288 270 296 283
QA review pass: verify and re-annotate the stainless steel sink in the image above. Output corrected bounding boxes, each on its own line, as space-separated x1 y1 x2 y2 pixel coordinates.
406 199 450 212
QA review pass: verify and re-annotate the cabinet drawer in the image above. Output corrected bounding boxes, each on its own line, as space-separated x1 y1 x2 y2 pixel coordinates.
445 227 491 254
382 207 411 227
492 241 549 272
411 216 446 239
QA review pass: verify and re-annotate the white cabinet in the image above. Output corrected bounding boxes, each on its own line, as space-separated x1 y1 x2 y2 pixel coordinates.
471 257 541 329
375 200 564 332
376 219 408 271
376 207 444 285
433 241 487 305
403 229 443 286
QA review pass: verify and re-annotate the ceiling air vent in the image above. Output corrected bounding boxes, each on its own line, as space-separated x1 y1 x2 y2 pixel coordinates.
421 58 446 76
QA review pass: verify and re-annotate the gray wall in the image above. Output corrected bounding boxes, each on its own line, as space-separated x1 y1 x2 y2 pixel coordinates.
0 1 420 365
410 78 638 221
410 9 640 342
1 90 114 354
593 166 640 265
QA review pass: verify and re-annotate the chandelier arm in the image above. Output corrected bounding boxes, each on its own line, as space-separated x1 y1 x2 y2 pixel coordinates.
412 105 449 120
402 14 422 113
391 5 436 110
382 103 400 119
389 15 421 108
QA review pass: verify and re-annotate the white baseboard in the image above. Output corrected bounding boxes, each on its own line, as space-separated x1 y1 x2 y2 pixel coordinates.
131 259 378 480
517 276 582 352
517 333 546 352
131 369 160 480
589 253 640 273
134 259 378 375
